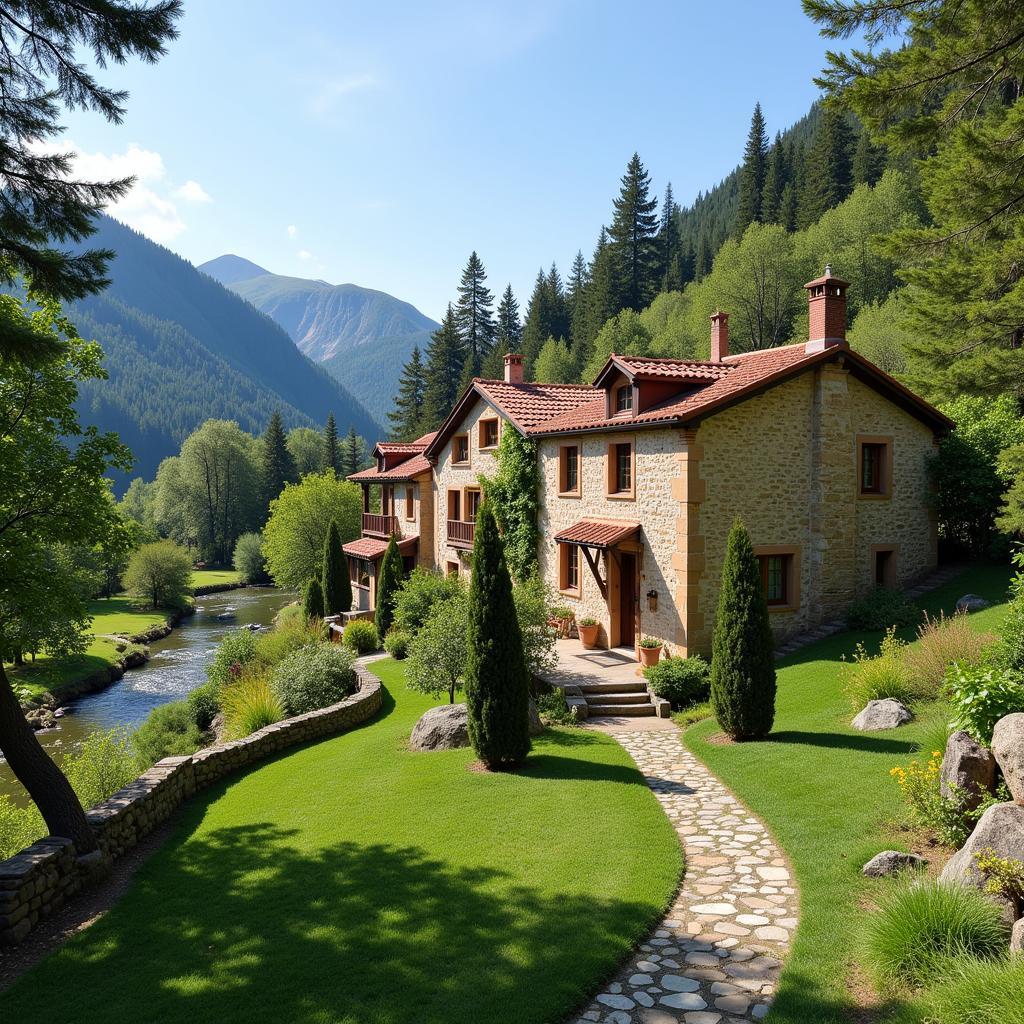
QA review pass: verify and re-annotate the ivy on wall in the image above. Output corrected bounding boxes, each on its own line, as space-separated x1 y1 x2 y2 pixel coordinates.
479 428 540 581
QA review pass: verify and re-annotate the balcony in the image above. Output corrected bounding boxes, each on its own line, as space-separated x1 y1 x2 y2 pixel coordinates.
362 512 399 538
446 519 475 548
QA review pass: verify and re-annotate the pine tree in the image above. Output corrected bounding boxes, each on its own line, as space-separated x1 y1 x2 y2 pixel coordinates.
710 520 776 740
480 285 521 379
374 534 404 638
303 576 325 620
782 138 803 231
760 132 786 225
388 346 426 440
608 153 660 311
464 502 531 769
581 228 620 364
260 410 296 513
521 266 569 376
566 250 590 350
321 519 351 616
322 413 340 476
735 103 769 236
851 124 887 186
657 183 681 291
340 427 362 478
422 305 467 427
799 109 854 227
454 251 496 376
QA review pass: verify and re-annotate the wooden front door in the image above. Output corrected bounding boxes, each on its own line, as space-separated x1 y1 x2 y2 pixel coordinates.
618 552 637 647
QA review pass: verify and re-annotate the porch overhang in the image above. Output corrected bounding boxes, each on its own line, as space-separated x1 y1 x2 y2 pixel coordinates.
554 520 640 601
342 535 419 562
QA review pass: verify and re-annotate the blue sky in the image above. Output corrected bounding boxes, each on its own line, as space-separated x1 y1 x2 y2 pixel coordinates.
59 1 848 322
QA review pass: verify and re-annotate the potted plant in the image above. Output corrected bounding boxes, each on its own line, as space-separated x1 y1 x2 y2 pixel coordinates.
578 616 600 650
638 635 663 667
548 605 574 639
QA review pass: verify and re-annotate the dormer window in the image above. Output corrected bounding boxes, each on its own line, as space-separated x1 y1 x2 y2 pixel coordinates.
615 384 633 414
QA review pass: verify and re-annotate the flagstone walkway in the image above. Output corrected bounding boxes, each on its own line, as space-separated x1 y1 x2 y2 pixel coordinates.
570 729 798 1024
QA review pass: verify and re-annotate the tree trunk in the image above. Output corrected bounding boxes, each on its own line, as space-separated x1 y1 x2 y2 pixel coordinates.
0 663 97 854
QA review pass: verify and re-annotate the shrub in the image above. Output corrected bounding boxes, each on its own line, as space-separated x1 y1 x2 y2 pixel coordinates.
0 795 43 860
303 576 325 619
383 629 411 660
124 539 193 610
375 535 404 638
254 614 324 668
207 628 257 688
842 628 916 709
271 642 357 716
889 751 986 847
904 611 996 697
406 593 469 704
537 688 576 726
233 531 267 584
922 954 1024 1024
512 572 557 678
393 568 464 635
974 848 1024 908
948 663 1024 744
846 587 921 631
997 557 1024 671
645 655 711 709
862 880 1009 990
133 701 205 765
710 520 776 740
62 729 143 809
321 519 352 617
343 619 379 655
221 669 284 739
186 682 220 730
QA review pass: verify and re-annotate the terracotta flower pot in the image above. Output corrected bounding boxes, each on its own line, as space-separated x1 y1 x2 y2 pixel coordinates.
578 623 600 650
638 644 662 667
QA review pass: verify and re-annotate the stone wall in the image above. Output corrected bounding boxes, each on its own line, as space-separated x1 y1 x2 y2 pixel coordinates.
0 666 383 946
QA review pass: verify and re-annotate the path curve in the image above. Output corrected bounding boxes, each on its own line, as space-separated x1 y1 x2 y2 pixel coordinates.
571 728 798 1024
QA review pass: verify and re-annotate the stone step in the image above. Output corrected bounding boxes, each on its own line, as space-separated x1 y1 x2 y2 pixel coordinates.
575 680 646 694
584 691 651 706
586 703 656 717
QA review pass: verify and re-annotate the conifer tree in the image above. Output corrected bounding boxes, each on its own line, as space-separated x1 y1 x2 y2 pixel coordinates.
658 183 682 291
374 534 404 638
464 502 531 769
781 138 803 231
710 520 776 740
521 266 569 376
260 410 296 514
581 228 620 365
321 519 351 616
303 576 325 620
851 125 886 186
608 153 660 311
760 132 786 225
322 413 340 476
480 285 521 379
799 109 854 227
340 427 363 478
422 304 467 427
454 251 496 376
388 346 426 440
735 103 769 236
566 250 590 350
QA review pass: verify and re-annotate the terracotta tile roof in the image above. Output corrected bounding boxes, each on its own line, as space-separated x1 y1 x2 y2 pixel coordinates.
342 535 419 560
555 519 641 549
611 354 732 381
348 453 431 483
473 378 598 431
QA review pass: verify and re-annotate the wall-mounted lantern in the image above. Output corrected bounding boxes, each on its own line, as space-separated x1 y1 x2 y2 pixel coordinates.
646 589 658 612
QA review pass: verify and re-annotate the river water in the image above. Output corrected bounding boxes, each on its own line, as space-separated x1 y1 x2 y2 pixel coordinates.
1 587 294 804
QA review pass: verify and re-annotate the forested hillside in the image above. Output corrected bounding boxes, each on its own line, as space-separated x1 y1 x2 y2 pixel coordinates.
68 217 381 487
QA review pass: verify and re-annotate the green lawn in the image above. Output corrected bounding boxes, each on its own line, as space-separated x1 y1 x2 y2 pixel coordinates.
0 660 682 1024
684 563 1013 1024
191 568 242 589
86 596 170 636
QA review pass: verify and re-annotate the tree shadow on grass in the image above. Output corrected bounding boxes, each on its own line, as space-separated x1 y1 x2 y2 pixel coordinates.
2 823 663 1024
765 730 918 756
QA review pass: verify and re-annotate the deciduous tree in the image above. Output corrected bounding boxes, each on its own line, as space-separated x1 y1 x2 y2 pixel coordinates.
123 539 192 610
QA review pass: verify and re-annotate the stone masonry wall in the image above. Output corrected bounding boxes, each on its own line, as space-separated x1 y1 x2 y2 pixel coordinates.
0 667 383 946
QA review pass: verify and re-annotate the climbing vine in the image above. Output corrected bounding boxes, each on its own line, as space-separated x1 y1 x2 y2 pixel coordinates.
479 428 540 581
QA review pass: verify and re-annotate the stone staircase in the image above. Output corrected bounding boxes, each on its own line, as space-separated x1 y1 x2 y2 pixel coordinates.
569 679 665 719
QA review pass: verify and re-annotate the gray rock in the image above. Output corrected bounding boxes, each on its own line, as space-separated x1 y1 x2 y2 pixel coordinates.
862 850 927 877
1012 918 1024 956
409 703 469 751
528 698 544 736
940 802 1024 888
940 730 997 809
992 713 1024 805
852 698 913 731
956 594 990 613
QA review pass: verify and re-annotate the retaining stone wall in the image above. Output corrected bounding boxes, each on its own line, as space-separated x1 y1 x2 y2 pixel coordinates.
0 665 383 946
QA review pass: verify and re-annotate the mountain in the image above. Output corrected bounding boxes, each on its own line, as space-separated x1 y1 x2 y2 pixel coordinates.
69 216 381 489
200 259 438 425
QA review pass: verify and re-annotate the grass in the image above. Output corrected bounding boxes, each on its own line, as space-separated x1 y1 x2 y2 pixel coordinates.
191 568 242 589
683 562 1013 1024
85 596 170 636
0 659 682 1024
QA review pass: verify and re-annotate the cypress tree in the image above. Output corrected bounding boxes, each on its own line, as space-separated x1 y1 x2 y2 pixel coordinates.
321 519 351 616
303 576 325 620
323 413 340 476
710 520 777 741
608 152 660 311
388 346 426 440
260 410 296 513
374 534 404 638
454 251 496 371
735 103 769 236
422 304 467 427
464 502 531 769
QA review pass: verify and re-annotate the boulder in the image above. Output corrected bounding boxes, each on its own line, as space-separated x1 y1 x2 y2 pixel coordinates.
409 703 470 751
852 698 913 732
1012 918 1024 956
940 730 997 809
862 850 927 878
940 802 1024 889
956 594 990 613
992 713 1024 805
528 699 544 736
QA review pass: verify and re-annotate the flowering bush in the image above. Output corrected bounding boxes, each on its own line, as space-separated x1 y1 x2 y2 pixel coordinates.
974 848 1024 909
947 663 1024 744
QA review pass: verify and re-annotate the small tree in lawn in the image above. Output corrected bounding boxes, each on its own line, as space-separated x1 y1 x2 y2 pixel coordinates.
375 535 403 638
405 593 468 704
710 519 776 740
464 502 531 769
303 577 325 620
124 540 193 610
321 519 351 616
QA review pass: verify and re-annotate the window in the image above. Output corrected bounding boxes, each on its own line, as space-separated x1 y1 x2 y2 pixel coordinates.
447 489 461 522
453 434 470 464
351 559 371 590
873 546 897 588
607 441 634 496
559 445 580 495
479 417 499 449
446 561 459 578
405 485 415 521
754 547 800 610
559 543 580 595
465 487 482 522
858 437 892 497
615 384 633 414
381 485 393 515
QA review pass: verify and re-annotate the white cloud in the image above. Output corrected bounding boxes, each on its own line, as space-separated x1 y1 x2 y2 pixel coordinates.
286 224 298 239
175 179 212 203
297 249 314 261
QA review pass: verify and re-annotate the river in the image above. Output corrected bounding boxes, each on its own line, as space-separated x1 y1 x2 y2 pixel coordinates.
1 586 294 804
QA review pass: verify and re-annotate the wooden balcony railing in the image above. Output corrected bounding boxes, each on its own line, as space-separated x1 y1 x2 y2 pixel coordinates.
446 519 475 548
362 512 399 538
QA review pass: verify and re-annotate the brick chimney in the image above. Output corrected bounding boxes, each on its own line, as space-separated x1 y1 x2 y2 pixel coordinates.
710 311 729 362
805 265 850 352
504 352 524 384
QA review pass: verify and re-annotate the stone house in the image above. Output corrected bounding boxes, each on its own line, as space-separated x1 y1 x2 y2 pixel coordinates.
348 270 951 654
